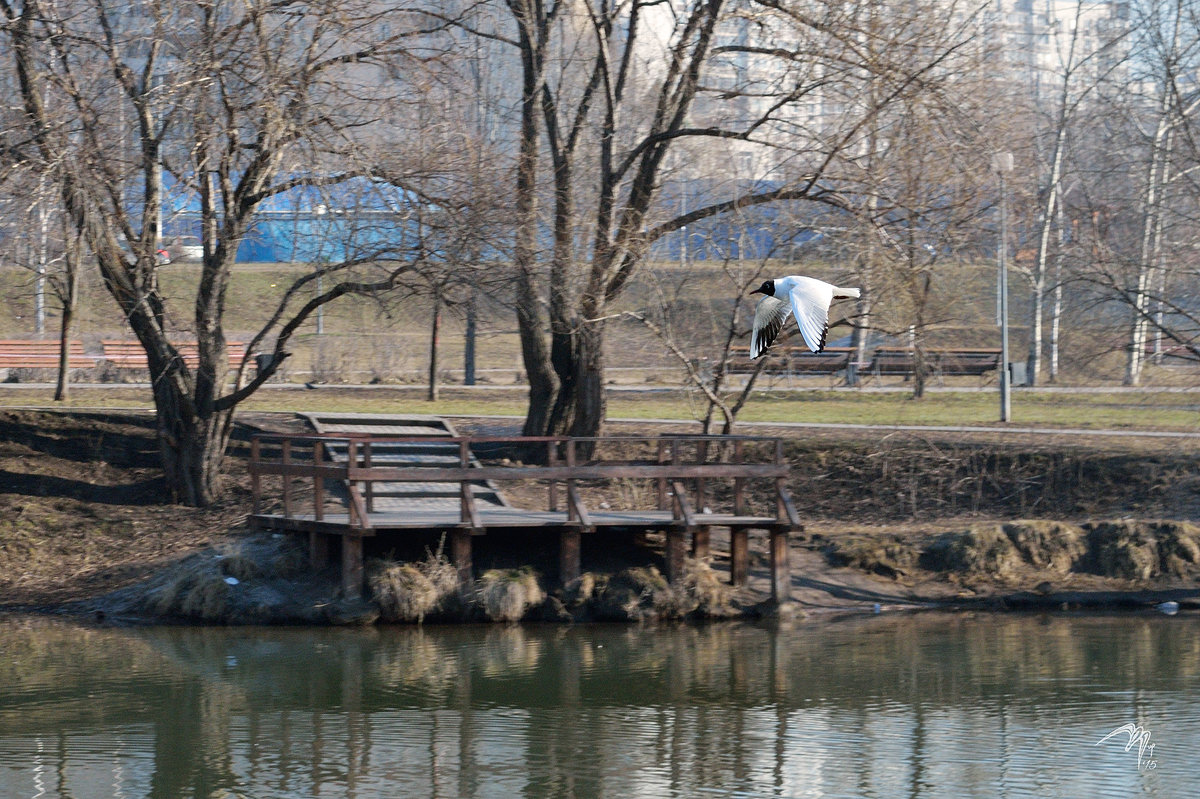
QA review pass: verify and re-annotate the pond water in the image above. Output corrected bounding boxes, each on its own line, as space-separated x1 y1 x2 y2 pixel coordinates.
1 612 1197 799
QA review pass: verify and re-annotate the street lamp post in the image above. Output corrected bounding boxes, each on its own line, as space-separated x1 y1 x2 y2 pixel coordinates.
994 152 1014 422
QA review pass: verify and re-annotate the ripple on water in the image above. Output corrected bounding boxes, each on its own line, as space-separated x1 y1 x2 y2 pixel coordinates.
0 614 1196 798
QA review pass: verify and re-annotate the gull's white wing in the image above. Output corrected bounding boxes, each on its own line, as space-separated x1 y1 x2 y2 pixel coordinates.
750 295 792 358
788 277 835 353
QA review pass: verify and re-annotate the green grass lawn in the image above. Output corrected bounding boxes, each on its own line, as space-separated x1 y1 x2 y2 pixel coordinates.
5 384 1198 432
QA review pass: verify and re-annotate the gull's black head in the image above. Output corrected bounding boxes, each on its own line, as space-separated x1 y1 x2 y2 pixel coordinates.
750 280 775 297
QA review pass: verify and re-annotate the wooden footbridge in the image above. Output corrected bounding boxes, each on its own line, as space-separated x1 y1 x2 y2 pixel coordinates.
248 415 802 602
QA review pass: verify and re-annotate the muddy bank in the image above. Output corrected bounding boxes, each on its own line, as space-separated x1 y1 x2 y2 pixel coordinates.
73 517 1198 625
1 409 1197 624
780 437 1200 521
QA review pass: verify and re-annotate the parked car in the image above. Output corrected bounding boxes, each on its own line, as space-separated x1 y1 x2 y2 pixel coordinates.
168 236 205 262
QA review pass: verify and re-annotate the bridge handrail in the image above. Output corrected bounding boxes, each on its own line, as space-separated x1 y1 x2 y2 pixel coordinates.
247 433 795 531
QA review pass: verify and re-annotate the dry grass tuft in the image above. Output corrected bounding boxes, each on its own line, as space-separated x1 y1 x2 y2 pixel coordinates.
680 559 737 617
178 574 232 619
1085 520 1200 580
477 567 544 622
368 540 460 623
562 572 598 608
147 566 231 620
825 534 918 578
217 552 262 582
1003 520 1086 574
592 563 733 621
922 525 1022 577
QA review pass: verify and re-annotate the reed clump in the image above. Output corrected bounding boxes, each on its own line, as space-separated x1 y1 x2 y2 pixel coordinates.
477 567 545 622
368 542 460 623
140 535 320 622
591 560 735 621
1003 520 1086 574
825 534 919 578
922 525 1023 578
147 563 232 621
1084 520 1200 580
916 518 1200 582
680 559 737 618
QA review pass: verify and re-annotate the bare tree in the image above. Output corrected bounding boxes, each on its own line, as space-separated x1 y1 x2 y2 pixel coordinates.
0 162 88 399
459 0 991 439
0 0 463 504
1064 0 1200 381
1020 0 1129 384
626 218 782 434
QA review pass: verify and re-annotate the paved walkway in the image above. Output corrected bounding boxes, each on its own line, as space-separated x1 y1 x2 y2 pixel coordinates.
457 413 1200 440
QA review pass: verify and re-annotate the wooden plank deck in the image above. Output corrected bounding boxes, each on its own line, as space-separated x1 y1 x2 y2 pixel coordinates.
252 507 784 534
299 412 510 510
249 418 800 603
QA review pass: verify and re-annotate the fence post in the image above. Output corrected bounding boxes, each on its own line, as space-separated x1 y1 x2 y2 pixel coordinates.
548 440 559 511
460 439 472 525
363 439 374 512
342 534 364 599
656 439 668 509
281 439 292 518
250 436 261 514
565 439 577 522
693 439 710 560
733 439 746 516
313 440 324 521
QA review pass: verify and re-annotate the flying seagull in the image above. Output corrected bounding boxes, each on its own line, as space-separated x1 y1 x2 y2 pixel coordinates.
749 276 861 357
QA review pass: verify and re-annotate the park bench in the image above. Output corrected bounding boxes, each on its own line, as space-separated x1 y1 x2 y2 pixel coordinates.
727 346 854 376
866 347 1001 379
929 348 1002 376
0 339 94 372
1143 340 1199 362
101 340 248 371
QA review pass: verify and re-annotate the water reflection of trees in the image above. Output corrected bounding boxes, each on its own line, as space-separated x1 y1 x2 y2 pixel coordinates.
1 614 1197 797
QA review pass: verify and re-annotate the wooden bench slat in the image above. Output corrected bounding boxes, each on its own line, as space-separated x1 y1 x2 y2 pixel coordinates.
100 340 247 370
868 348 1001 376
727 346 854 375
0 340 94 369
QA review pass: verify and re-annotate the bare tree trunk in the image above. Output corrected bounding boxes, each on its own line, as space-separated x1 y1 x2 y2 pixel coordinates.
53 232 80 402
911 325 927 399
1048 211 1066 383
464 288 476 386
34 183 49 336
428 288 441 402
152 381 234 506
510 0 558 436
1125 117 1171 386
1028 124 1067 385
568 322 606 438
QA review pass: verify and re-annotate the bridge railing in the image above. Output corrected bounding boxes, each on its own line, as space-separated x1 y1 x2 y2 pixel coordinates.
247 433 800 533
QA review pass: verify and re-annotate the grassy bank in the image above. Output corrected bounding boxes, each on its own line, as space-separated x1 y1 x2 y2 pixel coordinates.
3 384 1199 434
2 408 1197 622
6 258 1200 390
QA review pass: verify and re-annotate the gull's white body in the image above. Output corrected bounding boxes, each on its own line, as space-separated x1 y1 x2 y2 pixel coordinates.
750 275 860 357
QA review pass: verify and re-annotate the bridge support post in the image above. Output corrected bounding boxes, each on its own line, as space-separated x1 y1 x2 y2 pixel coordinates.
451 529 473 590
560 528 581 586
665 529 687 584
769 528 791 602
730 528 748 587
342 534 364 599
691 526 710 562
310 532 329 570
